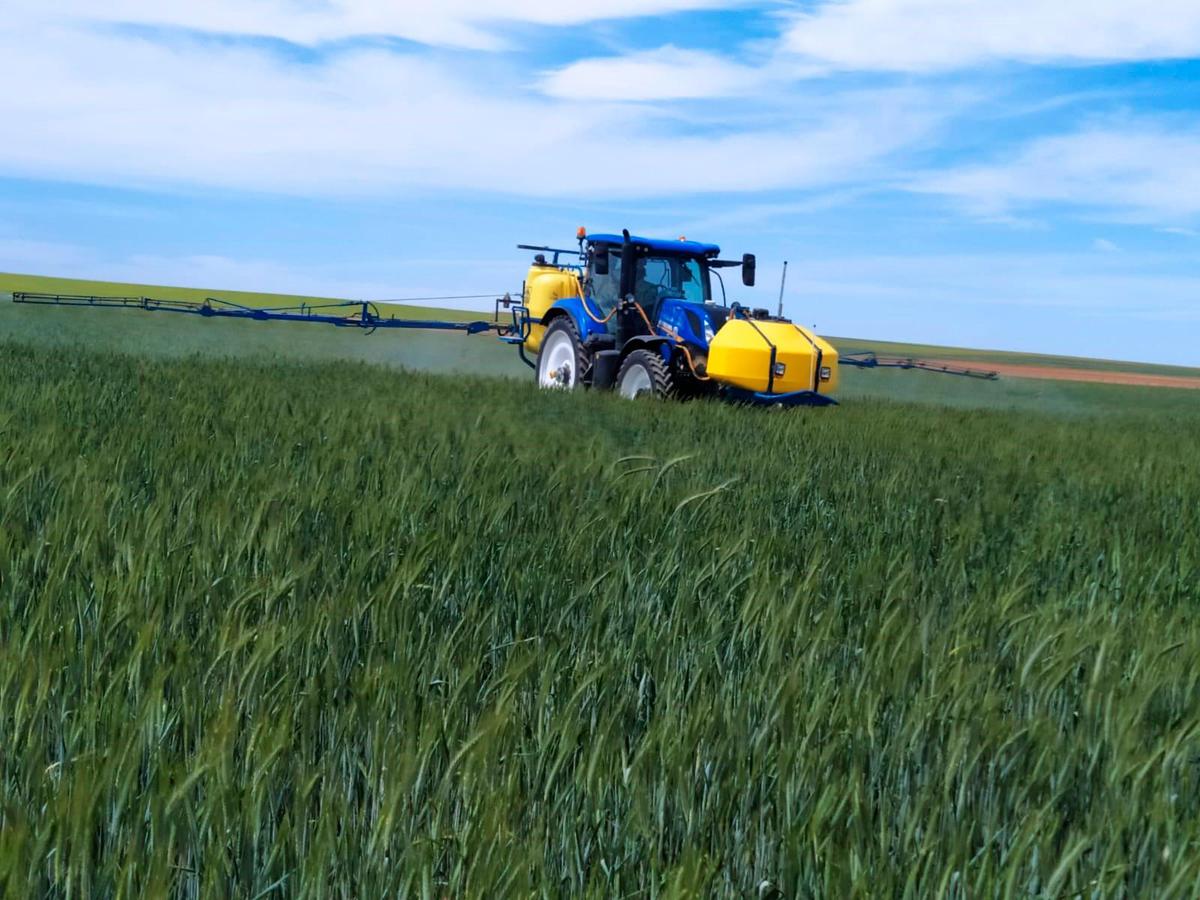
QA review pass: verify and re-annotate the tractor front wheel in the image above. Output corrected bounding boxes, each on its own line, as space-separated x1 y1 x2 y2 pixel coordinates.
616 349 675 400
536 318 588 390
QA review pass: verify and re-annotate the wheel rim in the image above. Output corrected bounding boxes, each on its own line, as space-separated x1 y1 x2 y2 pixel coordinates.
618 363 653 398
538 329 577 389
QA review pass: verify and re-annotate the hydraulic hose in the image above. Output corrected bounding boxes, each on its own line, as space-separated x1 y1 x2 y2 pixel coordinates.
576 283 710 381
675 342 712 381
576 284 618 325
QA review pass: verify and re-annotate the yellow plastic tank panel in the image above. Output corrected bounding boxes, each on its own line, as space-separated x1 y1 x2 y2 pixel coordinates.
523 266 581 354
707 319 839 395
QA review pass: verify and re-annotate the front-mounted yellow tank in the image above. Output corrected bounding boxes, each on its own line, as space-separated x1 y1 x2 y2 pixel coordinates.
706 319 839 397
523 264 582 355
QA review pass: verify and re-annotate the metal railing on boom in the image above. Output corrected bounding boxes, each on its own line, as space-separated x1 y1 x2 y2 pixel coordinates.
12 291 521 339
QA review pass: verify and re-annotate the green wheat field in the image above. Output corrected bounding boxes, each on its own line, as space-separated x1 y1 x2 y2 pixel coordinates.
3 343 1200 897
2 278 1200 897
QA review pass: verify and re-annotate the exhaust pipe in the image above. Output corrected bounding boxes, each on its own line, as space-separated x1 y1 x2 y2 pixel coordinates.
619 229 637 300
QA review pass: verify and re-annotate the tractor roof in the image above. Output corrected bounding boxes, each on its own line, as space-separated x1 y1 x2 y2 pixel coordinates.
587 233 721 257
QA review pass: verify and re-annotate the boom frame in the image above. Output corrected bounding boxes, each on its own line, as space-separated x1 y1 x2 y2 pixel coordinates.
839 350 998 380
12 291 510 337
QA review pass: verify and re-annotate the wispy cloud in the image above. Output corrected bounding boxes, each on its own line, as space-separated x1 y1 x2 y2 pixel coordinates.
547 0 1200 105
540 46 764 100
19 0 747 50
792 252 1200 313
782 0 1200 72
0 20 946 199
0 236 94 271
0 237 514 305
788 251 1200 365
912 124 1200 224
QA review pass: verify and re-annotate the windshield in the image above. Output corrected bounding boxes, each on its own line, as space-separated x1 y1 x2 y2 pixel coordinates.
591 252 710 312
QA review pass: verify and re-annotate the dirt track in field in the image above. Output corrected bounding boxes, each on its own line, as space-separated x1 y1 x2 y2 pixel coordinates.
928 360 1200 390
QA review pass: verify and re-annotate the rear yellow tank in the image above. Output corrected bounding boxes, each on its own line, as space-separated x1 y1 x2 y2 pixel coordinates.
523 265 581 354
707 319 839 396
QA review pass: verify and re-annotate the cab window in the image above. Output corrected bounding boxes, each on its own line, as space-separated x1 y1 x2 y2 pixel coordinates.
590 251 710 312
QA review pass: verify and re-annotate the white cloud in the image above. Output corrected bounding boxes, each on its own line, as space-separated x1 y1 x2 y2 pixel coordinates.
783 0 1200 72
21 0 743 50
540 47 764 100
0 21 943 199
788 252 1200 365
0 237 516 306
0 237 93 271
792 252 1199 313
544 0 1200 102
913 126 1200 223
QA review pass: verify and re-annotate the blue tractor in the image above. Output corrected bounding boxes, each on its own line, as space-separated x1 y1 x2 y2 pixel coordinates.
511 229 840 406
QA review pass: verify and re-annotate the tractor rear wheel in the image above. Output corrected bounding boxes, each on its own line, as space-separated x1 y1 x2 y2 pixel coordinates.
616 349 675 400
536 317 588 390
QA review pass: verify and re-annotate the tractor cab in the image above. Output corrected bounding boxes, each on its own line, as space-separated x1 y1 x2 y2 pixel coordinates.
585 234 719 314
584 233 754 320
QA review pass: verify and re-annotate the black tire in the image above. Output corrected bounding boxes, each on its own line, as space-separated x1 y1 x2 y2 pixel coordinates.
616 349 675 400
535 317 589 390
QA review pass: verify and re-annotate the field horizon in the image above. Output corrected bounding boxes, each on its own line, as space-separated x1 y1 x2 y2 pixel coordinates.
4 270 1198 377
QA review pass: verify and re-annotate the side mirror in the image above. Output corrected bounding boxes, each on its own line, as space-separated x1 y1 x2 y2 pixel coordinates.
742 253 756 287
592 243 610 276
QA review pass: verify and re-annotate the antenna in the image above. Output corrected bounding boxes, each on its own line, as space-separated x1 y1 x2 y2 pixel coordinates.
777 260 788 318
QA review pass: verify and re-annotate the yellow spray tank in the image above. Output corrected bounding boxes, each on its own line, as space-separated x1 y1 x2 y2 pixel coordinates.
522 261 581 355
706 316 839 397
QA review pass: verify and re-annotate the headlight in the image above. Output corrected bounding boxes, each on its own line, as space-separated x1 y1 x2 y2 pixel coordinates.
820 366 832 381
773 362 787 377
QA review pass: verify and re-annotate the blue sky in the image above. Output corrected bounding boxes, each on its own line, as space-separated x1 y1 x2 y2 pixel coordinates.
3 1 1199 365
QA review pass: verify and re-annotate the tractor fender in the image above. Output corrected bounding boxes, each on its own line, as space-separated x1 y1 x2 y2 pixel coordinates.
540 306 570 326
541 297 609 344
621 335 672 364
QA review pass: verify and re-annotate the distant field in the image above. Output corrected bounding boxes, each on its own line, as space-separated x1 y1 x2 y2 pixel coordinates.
831 334 1200 379
4 272 1198 418
1 274 517 381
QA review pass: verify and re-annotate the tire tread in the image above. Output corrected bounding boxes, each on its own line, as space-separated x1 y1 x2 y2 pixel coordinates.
616 349 675 399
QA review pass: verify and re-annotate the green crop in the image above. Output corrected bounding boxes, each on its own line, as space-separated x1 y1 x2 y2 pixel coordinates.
1 341 1198 898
